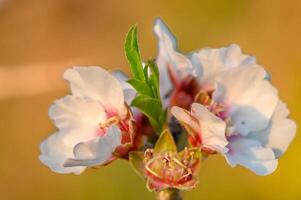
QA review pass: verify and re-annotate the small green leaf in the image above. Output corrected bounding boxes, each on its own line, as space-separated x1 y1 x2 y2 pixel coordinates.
154 129 177 155
149 77 159 98
146 59 160 98
147 59 159 84
127 79 154 97
143 64 149 83
124 25 145 81
131 95 162 131
124 25 166 133
129 151 145 179
159 109 167 125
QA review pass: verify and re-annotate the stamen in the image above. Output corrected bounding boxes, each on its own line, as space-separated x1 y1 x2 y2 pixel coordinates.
144 149 154 163
99 116 120 128
194 90 212 105
145 164 161 178
171 157 187 168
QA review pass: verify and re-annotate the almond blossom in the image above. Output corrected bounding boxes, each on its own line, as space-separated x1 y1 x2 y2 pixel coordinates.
38 21 297 199
154 18 257 108
39 66 135 174
155 18 296 175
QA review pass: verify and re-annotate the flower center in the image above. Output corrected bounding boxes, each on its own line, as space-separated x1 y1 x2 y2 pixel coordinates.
143 148 196 186
194 91 235 137
97 113 131 143
170 76 200 109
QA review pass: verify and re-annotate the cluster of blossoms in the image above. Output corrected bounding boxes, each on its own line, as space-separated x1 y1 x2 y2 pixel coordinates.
39 19 296 198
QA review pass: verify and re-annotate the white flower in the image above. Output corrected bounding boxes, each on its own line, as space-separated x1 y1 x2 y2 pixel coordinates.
155 18 296 175
39 66 134 174
226 101 296 175
210 64 285 175
154 18 256 106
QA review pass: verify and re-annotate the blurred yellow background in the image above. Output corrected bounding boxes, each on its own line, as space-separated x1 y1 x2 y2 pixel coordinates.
0 0 300 199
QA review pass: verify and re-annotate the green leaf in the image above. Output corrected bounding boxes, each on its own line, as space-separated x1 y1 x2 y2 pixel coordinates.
143 64 149 83
131 95 162 131
149 75 159 98
124 25 166 133
154 129 177 155
159 109 167 125
127 79 154 97
147 59 159 84
146 59 160 98
124 25 145 81
129 151 145 179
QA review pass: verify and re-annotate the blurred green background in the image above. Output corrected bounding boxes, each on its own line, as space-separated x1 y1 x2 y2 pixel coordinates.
0 0 300 199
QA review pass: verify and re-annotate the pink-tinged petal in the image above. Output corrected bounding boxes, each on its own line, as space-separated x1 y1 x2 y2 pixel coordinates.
248 101 297 158
171 104 228 153
225 137 277 176
111 70 136 105
171 106 200 131
190 44 256 89
154 18 196 100
64 66 126 115
49 95 106 143
64 125 122 167
42 95 112 174
213 65 278 135
171 106 202 147
39 132 86 174
191 103 228 154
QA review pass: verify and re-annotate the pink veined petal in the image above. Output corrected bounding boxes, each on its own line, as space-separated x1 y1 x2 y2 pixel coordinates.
213 64 278 136
64 66 126 116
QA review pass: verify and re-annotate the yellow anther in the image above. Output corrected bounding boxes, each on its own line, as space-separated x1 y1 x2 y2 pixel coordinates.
99 116 120 128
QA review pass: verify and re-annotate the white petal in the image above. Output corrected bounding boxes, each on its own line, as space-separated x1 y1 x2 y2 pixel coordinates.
154 18 177 50
225 137 277 176
154 18 196 99
213 65 278 135
111 70 136 105
49 95 106 143
39 132 86 174
191 103 228 153
171 106 200 131
64 125 122 167
64 66 126 115
190 44 256 89
248 101 297 158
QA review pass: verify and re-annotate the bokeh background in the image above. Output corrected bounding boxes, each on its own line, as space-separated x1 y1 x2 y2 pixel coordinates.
0 0 300 199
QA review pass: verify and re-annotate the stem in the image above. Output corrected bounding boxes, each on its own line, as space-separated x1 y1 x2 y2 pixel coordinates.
156 189 182 200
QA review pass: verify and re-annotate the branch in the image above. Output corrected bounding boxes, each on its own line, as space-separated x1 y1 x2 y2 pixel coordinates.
156 189 182 200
